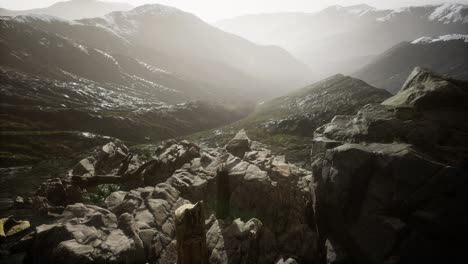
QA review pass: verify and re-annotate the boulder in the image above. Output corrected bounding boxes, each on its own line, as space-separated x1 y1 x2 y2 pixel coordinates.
225 129 251 158
384 67 468 110
95 141 129 175
206 218 276 264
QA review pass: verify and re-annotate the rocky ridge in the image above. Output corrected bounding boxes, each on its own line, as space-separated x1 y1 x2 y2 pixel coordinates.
9 129 317 263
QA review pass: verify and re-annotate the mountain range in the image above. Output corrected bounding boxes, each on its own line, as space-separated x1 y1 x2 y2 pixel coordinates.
216 3 468 79
0 0 133 20
354 34 468 93
0 4 311 166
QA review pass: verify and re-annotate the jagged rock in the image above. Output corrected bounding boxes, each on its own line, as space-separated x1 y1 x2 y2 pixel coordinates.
226 129 251 158
385 67 468 110
18 134 318 263
316 69 468 167
312 143 468 263
215 165 230 219
206 218 276 264
72 158 95 176
22 183 189 264
220 142 318 262
175 202 208 264
95 141 129 175
275 258 298 264
143 141 201 186
311 68 468 264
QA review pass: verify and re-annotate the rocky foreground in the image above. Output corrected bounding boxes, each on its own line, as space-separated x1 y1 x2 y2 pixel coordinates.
3 68 468 264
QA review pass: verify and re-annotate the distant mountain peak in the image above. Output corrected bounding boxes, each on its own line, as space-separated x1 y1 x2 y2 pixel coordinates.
323 4 376 16
126 4 182 17
378 3 468 23
428 3 468 24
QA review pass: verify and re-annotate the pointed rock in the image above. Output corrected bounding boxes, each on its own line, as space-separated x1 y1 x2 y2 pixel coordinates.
226 129 251 158
175 202 208 264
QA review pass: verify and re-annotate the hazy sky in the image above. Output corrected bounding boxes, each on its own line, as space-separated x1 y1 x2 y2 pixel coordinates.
1 0 467 21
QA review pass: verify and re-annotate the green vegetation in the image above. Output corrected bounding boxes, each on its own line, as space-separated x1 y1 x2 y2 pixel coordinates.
83 184 121 206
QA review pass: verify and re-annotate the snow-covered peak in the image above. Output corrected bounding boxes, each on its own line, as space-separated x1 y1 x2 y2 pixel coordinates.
377 3 468 23
94 4 184 36
412 34 468 44
13 14 81 25
323 4 376 16
126 4 181 17
428 3 468 24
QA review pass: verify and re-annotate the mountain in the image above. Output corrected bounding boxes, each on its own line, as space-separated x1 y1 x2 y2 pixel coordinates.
0 0 133 20
0 16 222 104
190 74 391 163
80 4 312 94
354 34 468 94
216 3 468 78
0 16 254 166
0 3 314 166
12 4 312 99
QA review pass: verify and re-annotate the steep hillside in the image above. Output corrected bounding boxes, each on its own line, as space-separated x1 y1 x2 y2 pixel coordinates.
0 17 221 104
19 4 312 98
0 14 259 166
354 35 468 93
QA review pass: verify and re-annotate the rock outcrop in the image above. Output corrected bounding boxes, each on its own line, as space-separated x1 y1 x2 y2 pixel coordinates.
14 131 318 263
311 68 468 264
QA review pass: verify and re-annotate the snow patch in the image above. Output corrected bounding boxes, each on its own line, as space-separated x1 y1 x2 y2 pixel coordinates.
378 3 468 23
412 34 468 44
74 43 89 54
136 59 171 74
429 3 468 24
14 14 82 25
127 4 181 17
94 48 119 66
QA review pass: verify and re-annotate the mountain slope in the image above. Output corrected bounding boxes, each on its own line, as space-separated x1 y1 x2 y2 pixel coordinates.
0 17 220 104
216 3 468 78
0 17 253 166
0 0 133 20
14 5 312 99
80 4 312 95
354 35 468 93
